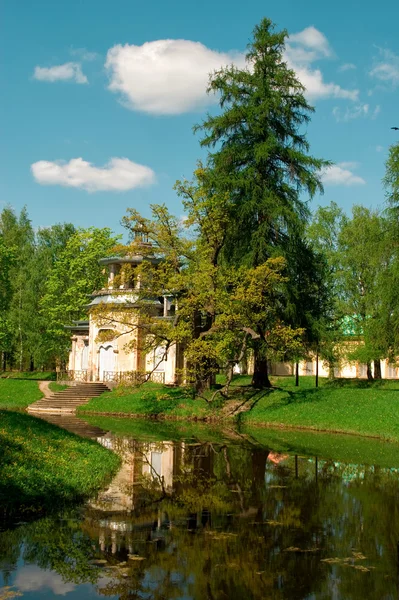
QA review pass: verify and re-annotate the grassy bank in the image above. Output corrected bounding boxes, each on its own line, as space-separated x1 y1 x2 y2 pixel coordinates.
79 382 215 419
0 411 120 514
0 379 43 409
48 381 68 393
78 376 399 443
0 371 56 380
81 414 399 469
241 376 399 442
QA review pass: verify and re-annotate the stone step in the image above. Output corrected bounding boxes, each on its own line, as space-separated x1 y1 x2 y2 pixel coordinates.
27 381 110 415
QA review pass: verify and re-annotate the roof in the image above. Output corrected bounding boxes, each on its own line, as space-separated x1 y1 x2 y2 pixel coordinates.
64 320 89 332
87 293 163 308
87 293 138 308
98 255 161 266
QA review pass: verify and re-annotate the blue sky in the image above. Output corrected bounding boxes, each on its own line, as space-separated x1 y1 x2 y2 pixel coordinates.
2 0 399 233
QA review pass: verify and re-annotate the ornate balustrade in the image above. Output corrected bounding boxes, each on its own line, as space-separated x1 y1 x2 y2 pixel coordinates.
57 370 89 382
57 369 165 384
102 371 165 384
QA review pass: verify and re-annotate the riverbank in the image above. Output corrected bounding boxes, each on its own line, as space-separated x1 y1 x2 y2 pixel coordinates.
0 411 120 515
82 414 399 469
78 376 399 443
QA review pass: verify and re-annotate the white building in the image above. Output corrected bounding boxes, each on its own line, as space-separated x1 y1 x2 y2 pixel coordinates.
66 250 183 385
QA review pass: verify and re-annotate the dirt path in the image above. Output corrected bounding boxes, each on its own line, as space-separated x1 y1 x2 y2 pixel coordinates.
38 381 52 398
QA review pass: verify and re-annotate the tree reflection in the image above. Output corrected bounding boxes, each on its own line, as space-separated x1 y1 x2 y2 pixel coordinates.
1 436 399 599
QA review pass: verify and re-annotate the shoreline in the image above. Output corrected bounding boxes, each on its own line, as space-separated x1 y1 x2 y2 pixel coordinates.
78 408 398 444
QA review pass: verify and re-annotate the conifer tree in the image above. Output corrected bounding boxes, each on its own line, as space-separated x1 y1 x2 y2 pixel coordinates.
195 18 328 386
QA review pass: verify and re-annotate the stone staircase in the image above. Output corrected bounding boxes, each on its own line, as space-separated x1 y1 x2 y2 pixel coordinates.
27 382 110 415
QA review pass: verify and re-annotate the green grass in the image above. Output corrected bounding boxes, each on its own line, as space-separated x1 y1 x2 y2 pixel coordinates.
78 382 216 419
0 371 56 380
48 382 68 393
0 380 43 409
242 376 399 441
79 375 399 443
0 411 120 514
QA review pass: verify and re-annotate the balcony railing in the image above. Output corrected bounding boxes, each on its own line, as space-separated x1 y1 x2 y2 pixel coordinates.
102 371 165 384
57 369 165 384
57 370 89 382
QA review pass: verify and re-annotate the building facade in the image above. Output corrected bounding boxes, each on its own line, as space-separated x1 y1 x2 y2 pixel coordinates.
66 252 182 385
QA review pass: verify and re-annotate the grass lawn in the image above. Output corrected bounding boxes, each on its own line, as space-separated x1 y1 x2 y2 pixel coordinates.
0 379 43 409
242 376 399 442
0 411 120 514
79 375 399 443
78 382 215 419
48 382 68 393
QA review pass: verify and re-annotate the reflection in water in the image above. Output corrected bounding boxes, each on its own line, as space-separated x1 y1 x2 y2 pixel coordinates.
1 424 399 599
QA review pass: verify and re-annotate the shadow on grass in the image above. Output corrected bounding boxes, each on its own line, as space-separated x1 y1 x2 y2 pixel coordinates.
324 378 399 390
0 411 120 518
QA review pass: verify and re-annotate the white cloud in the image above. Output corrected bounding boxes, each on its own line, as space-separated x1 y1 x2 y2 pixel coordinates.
105 39 245 115
285 28 358 102
70 47 99 61
33 62 88 84
332 103 380 122
370 48 399 86
339 63 356 72
15 566 75 596
293 65 358 101
31 157 156 192
320 162 366 186
376 145 384 152
105 27 357 114
288 26 332 61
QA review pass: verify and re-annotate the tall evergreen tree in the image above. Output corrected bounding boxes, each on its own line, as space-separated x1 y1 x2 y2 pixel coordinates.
195 18 328 386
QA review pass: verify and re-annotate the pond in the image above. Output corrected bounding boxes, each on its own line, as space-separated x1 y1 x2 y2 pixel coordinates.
1 416 399 599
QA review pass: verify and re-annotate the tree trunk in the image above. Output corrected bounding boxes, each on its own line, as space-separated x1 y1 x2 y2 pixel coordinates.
195 375 211 395
328 362 335 379
295 362 299 387
252 348 271 388
241 354 248 375
367 361 374 381
315 348 319 388
373 359 382 380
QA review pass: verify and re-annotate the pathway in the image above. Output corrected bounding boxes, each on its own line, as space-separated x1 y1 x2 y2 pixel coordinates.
27 382 110 415
38 380 52 398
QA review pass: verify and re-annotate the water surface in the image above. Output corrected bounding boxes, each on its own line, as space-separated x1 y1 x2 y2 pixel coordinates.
2 417 399 599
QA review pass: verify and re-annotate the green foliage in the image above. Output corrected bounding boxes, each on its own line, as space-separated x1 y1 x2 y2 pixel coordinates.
191 19 329 385
40 227 118 366
307 202 395 376
195 18 328 267
384 141 399 207
0 206 77 371
0 411 120 514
